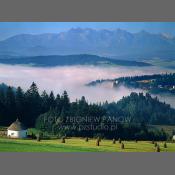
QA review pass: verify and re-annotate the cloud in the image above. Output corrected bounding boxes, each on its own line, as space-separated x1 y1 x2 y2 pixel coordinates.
0 64 174 105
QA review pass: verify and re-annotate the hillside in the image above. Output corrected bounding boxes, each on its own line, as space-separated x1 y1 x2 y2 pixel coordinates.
114 73 175 94
104 92 175 125
0 54 151 67
0 28 175 58
0 81 174 140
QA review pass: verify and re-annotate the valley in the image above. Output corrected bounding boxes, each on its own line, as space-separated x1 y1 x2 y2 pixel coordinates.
1 23 175 152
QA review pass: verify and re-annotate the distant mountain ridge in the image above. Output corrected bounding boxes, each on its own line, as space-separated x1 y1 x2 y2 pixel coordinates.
0 28 175 59
0 54 151 67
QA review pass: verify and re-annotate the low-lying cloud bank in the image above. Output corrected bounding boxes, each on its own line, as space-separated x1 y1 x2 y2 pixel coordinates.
0 64 174 106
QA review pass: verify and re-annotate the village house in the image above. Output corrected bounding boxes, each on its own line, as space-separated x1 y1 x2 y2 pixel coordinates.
7 118 27 139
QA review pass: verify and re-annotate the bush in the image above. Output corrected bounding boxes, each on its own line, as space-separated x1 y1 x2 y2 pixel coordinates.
113 138 116 144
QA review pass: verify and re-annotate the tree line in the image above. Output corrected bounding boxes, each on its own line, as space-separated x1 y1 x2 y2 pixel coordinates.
0 82 174 140
36 92 172 140
0 82 73 127
115 73 175 91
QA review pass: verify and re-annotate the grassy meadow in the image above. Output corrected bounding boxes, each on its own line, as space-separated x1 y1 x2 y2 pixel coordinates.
0 137 175 152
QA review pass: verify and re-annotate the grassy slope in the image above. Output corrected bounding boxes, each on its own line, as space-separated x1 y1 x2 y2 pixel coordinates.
0 138 175 152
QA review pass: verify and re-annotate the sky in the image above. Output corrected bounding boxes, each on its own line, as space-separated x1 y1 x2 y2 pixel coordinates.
0 22 175 40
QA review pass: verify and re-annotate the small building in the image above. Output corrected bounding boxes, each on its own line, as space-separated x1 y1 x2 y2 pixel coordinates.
7 119 27 138
172 135 175 141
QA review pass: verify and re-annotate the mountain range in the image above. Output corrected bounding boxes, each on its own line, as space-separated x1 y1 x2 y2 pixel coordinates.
0 28 175 59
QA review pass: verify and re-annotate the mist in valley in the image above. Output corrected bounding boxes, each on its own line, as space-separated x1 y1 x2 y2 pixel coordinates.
0 64 175 107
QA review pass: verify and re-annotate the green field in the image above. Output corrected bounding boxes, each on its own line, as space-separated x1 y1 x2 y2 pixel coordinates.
0 137 175 152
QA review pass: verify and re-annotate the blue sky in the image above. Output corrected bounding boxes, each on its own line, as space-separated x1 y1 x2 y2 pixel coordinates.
0 22 175 40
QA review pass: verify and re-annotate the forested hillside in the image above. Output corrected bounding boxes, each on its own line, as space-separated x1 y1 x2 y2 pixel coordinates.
104 92 175 125
0 82 174 140
114 73 175 94
0 54 151 67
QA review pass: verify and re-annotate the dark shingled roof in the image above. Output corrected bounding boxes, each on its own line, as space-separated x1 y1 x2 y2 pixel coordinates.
8 119 27 131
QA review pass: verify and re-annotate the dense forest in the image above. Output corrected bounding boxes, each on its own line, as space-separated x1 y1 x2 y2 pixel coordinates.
87 73 175 95
0 82 174 140
104 92 175 125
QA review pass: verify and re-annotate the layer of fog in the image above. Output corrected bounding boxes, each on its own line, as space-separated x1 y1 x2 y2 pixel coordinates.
0 64 174 107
